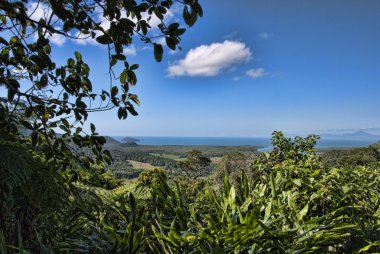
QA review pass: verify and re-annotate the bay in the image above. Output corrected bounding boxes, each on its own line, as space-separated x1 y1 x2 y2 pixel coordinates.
112 136 376 151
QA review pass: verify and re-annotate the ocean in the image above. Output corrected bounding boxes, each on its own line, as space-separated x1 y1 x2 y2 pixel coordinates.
113 136 376 151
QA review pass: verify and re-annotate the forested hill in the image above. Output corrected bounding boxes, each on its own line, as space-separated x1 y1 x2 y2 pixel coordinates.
103 136 123 147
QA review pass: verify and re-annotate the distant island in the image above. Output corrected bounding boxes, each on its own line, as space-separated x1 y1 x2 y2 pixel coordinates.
121 137 140 143
103 136 140 147
320 131 380 141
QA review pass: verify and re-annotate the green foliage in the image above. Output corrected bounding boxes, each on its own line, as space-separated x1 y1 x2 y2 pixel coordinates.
2 132 380 253
1 3 379 251
111 167 144 179
105 150 177 179
136 168 167 189
1 0 202 251
264 131 321 168
103 140 260 158
1 0 202 171
57 132 380 253
213 152 253 184
322 143 380 169
178 150 212 178
150 132 380 253
122 151 178 171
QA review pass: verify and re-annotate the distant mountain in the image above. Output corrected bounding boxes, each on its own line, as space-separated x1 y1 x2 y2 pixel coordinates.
104 136 122 146
121 141 139 147
121 137 140 143
321 131 380 141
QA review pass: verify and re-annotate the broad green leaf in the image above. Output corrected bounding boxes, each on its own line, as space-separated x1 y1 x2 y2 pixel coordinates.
358 244 375 253
42 112 49 123
293 179 302 187
96 34 113 44
120 69 128 84
342 185 350 194
154 43 163 62
298 204 309 221
74 51 82 61
90 123 95 133
129 94 140 106
111 86 118 97
130 64 139 70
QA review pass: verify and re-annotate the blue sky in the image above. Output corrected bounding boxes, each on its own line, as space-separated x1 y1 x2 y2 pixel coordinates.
8 0 380 137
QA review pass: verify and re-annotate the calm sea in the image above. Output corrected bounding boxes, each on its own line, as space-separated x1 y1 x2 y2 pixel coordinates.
113 136 376 151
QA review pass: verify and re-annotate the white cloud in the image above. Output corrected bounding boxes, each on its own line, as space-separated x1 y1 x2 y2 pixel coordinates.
246 68 266 79
27 2 52 21
224 31 239 39
32 27 67 47
233 77 240 81
49 32 66 46
73 12 111 46
156 36 166 45
141 45 152 51
73 7 175 47
143 9 174 28
124 45 137 56
169 49 179 55
73 32 96 45
167 40 252 77
27 3 68 46
258 32 272 40
26 2 176 49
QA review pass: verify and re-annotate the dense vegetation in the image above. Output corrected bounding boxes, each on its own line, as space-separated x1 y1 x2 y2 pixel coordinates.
2 0 380 253
103 137 260 158
102 137 259 180
106 149 177 179
1 131 380 253
322 145 380 169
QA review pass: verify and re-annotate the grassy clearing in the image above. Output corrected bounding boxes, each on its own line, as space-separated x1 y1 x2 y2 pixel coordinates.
127 160 157 170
